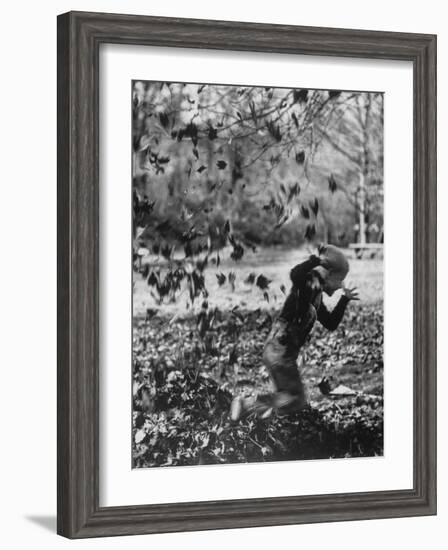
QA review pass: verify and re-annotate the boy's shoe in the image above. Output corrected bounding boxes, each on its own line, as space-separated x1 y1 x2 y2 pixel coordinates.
230 396 245 421
230 394 273 421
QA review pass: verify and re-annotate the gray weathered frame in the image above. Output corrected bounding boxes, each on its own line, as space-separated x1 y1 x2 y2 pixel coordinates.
57 10 437 538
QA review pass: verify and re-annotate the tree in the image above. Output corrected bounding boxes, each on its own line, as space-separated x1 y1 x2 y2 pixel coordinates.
315 93 384 243
132 82 383 310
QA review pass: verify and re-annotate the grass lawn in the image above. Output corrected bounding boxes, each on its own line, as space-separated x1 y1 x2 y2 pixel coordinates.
133 246 383 316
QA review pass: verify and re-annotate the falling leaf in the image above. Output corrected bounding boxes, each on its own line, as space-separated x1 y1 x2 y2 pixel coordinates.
159 112 170 129
305 224 316 241
216 273 226 286
230 242 244 261
216 160 227 170
147 272 158 286
228 271 236 291
256 274 271 290
266 120 282 142
275 214 289 229
145 307 158 320
328 174 337 193
161 244 173 259
245 272 256 285
301 205 310 219
291 112 299 128
295 151 305 165
287 182 300 203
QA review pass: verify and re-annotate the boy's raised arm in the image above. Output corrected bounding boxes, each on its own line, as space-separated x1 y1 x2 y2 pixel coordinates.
317 295 350 331
289 254 321 287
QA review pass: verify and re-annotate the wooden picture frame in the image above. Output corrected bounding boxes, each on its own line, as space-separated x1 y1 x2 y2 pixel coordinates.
57 10 437 538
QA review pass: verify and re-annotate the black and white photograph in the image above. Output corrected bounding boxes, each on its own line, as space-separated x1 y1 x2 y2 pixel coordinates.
131 80 384 468
0 1 440 545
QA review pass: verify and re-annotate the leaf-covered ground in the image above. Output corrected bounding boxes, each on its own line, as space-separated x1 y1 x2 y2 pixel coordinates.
132 301 383 468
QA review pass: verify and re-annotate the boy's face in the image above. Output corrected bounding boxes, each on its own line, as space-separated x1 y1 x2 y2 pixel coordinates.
316 245 349 294
312 266 341 296
323 279 339 296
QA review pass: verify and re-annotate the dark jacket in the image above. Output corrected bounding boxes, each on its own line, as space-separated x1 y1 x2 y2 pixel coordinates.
263 255 349 398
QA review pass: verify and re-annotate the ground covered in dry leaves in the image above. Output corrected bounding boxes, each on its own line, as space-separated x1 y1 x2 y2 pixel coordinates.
132 302 383 468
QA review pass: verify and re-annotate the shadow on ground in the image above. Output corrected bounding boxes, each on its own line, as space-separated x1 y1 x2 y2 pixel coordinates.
25 515 56 533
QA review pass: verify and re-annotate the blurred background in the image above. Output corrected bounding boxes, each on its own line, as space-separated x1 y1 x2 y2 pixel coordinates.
132 81 383 315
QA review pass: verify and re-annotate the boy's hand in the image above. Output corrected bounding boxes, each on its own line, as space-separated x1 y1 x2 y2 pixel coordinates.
343 286 359 301
317 243 327 256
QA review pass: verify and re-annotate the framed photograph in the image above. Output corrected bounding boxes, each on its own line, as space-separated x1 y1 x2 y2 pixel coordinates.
57 11 437 538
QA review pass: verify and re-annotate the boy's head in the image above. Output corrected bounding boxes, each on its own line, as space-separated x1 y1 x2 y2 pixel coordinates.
313 245 349 296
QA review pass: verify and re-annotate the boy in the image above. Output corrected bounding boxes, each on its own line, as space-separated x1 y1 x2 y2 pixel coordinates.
231 245 359 420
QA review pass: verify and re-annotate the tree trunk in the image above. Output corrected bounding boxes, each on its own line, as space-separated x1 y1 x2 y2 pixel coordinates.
358 170 367 244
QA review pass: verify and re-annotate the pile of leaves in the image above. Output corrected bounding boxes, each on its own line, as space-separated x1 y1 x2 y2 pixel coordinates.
132 303 383 468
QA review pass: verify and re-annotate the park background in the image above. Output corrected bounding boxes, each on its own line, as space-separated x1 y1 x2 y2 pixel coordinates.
0 1 445 549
